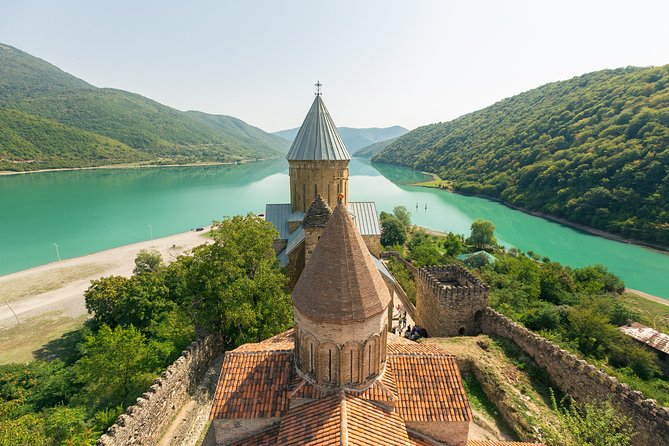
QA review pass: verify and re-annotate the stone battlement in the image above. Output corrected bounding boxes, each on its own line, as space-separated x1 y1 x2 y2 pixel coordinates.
417 265 489 303
416 265 488 337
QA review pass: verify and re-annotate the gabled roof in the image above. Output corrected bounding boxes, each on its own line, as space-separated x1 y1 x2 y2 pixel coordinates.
292 202 391 323
348 202 381 236
276 392 413 446
265 204 295 239
286 96 351 161
620 322 669 355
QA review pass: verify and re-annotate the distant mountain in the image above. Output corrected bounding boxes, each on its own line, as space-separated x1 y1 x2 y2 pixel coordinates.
353 136 400 159
0 43 289 171
374 65 669 247
274 125 408 153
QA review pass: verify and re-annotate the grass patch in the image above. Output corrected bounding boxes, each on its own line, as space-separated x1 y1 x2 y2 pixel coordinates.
488 336 563 407
0 312 89 364
620 292 669 334
0 263 110 303
461 371 517 438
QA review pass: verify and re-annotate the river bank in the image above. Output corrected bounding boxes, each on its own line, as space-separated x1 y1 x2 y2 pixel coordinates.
413 181 669 255
0 157 277 176
0 228 210 363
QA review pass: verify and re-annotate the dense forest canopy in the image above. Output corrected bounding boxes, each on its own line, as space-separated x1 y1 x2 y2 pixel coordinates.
0 44 289 171
373 66 669 246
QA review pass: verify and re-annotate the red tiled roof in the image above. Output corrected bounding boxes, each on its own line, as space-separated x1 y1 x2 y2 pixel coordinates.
210 351 294 419
228 425 280 446
209 332 472 444
387 341 452 355
391 353 471 422
275 392 414 446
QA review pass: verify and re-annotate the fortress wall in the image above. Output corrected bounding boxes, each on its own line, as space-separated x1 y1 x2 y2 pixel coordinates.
97 334 224 446
480 308 669 446
380 251 419 276
415 266 488 337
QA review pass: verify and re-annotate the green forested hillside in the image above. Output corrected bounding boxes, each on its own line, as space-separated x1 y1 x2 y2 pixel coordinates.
0 108 148 171
354 136 400 158
374 66 669 246
0 44 288 171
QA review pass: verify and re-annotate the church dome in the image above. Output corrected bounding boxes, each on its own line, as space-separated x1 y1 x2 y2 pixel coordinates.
292 201 391 323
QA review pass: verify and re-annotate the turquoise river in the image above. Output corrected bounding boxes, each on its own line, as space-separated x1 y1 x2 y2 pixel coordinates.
1 158 667 299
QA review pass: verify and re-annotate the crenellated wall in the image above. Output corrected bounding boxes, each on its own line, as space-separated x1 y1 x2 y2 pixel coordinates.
415 265 489 337
480 308 669 446
97 334 224 446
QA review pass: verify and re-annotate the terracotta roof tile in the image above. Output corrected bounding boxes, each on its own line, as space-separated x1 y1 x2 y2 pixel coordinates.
387 341 450 355
210 351 294 420
390 353 471 423
228 425 280 446
292 202 392 323
276 393 413 446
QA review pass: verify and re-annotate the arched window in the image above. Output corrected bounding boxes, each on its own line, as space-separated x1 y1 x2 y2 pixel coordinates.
364 335 380 379
341 342 360 384
317 343 340 385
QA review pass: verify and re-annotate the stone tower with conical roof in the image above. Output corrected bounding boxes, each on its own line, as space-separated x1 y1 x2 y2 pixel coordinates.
292 200 392 389
287 93 351 213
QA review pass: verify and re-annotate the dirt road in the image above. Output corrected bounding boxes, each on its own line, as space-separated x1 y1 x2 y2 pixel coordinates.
0 229 210 362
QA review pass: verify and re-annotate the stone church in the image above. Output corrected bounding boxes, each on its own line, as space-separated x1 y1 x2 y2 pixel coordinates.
264 92 382 285
201 92 544 446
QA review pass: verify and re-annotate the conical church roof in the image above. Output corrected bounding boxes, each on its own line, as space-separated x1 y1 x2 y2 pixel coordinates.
286 95 351 161
292 201 391 323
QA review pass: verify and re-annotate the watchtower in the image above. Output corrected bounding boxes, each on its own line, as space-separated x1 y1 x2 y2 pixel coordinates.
415 265 489 337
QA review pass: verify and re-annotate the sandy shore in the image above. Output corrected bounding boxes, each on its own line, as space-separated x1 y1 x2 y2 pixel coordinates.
0 229 211 329
626 288 669 307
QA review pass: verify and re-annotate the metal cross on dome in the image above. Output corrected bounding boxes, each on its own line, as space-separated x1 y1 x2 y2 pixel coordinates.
315 81 322 96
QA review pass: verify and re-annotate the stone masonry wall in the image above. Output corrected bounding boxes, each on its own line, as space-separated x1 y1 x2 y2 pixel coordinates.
289 160 349 213
415 266 488 337
97 334 224 446
480 308 669 446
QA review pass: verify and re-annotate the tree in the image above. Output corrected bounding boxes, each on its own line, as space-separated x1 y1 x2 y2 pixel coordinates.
73 324 159 410
468 219 497 250
393 206 411 229
381 216 407 247
443 232 464 257
133 249 162 275
184 214 292 346
84 276 129 328
84 272 172 330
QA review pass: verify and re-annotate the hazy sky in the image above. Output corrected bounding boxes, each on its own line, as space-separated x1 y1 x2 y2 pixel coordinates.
2 1 668 132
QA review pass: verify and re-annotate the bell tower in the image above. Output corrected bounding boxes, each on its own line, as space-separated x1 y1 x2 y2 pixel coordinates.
287 83 351 213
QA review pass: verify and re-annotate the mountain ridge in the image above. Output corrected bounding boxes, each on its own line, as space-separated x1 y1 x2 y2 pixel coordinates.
0 43 289 171
373 65 669 246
